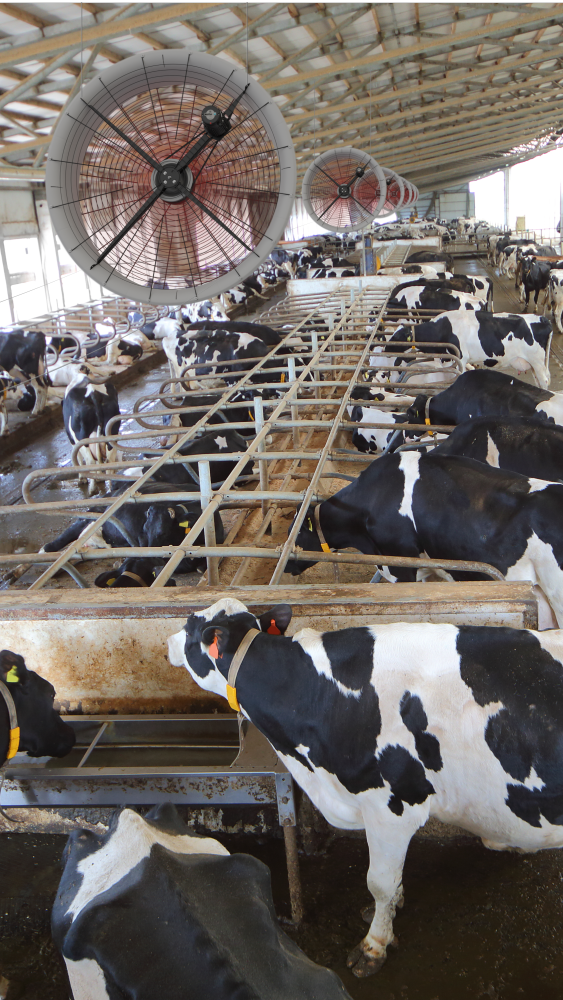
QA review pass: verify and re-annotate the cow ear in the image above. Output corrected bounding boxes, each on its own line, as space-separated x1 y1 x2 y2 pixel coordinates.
259 604 292 635
0 650 27 685
201 626 229 659
94 570 118 588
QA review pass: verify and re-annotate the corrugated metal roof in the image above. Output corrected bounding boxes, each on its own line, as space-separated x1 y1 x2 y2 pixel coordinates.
0 2 561 192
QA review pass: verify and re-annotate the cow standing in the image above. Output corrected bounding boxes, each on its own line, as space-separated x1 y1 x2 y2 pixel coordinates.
406 369 563 427
62 375 120 495
169 601 563 976
382 313 552 388
0 329 50 415
286 450 563 627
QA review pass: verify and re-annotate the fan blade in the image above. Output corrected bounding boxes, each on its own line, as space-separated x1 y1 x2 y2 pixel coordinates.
90 184 165 269
81 98 160 171
177 182 253 253
315 164 339 187
318 194 340 221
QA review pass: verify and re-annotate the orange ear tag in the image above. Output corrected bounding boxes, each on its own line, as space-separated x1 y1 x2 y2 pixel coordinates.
267 620 281 635
208 639 219 659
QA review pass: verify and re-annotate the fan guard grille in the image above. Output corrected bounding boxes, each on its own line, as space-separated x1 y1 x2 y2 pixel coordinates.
301 146 386 233
47 52 296 304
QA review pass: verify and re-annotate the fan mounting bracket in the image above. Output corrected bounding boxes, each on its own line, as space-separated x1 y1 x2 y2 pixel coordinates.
151 159 194 203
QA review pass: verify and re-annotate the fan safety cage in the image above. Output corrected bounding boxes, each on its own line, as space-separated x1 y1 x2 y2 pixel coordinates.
47 51 296 305
301 146 386 234
382 168 406 213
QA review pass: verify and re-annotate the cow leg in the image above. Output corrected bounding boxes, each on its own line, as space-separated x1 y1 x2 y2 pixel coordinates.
0 402 6 435
347 805 427 977
31 376 48 415
42 519 90 552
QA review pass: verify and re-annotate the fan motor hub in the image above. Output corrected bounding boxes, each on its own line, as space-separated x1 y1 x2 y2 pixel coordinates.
338 184 351 198
152 159 193 202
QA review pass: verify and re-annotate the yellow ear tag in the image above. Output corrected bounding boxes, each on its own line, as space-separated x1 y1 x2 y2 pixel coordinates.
6 666 19 683
425 417 431 426
226 684 240 712
320 542 330 553
106 578 116 587
7 726 20 759
178 520 190 527
307 518 313 530
280 372 286 383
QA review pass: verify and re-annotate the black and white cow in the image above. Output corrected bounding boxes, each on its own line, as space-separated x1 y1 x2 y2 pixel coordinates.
53 803 352 999
387 281 485 315
0 368 17 435
43 489 224 583
407 250 454 271
62 375 120 495
146 429 252 488
347 387 414 453
169 600 563 975
286 450 563 626
0 649 75 762
377 265 452 280
0 329 50 414
519 257 551 311
383 313 552 388
406 369 563 428
163 321 284 385
546 269 563 333
433 415 563 481
94 557 177 588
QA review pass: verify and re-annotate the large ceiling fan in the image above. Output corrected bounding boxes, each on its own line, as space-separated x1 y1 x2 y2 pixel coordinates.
46 51 296 304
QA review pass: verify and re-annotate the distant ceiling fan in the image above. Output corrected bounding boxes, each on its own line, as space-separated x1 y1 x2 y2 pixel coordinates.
301 146 387 233
46 51 296 304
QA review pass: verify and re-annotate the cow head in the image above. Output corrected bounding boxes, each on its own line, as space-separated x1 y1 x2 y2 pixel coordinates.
0 650 76 758
167 599 292 697
94 557 176 588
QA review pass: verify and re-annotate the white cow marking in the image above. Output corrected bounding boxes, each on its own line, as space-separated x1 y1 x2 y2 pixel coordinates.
398 452 420 524
214 436 228 450
293 628 361 698
486 432 500 468
65 958 111 1000
67 809 229 921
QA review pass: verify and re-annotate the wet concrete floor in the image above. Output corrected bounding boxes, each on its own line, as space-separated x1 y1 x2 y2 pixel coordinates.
2 826 563 999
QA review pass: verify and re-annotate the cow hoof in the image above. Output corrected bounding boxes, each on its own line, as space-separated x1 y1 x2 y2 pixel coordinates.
346 944 387 978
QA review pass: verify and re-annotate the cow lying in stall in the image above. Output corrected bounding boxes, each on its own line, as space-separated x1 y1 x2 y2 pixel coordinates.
0 329 50 415
169 599 563 976
42 487 225 587
142 429 253 488
380 312 552 388
286 451 563 628
0 649 75 762
406 249 455 271
62 374 120 495
377 265 453 280
53 804 352 1000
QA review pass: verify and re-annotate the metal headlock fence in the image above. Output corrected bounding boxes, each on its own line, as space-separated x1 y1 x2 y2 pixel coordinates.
0 281 505 589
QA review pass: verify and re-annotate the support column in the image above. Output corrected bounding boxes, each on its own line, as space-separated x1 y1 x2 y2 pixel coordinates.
504 167 510 230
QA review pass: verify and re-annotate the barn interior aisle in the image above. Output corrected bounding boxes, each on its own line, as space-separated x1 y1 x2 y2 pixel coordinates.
3 3 563 1000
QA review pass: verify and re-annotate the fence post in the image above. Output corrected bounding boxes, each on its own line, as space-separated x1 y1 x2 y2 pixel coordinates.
198 460 219 586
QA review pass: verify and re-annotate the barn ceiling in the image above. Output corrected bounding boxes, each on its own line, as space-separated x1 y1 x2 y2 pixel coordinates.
0 2 562 194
